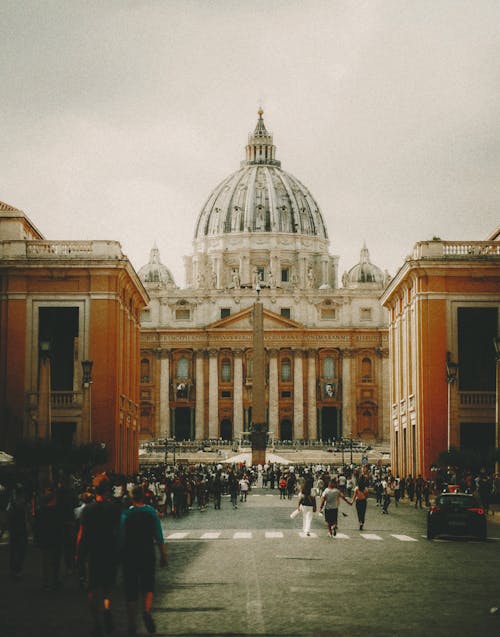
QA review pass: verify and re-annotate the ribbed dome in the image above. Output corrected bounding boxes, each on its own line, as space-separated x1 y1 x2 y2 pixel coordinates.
138 244 176 288
194 111 328 241
345 244 385 286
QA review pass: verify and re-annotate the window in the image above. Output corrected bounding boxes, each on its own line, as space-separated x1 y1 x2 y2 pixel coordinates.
360 307 372 321
280 308 291 319
281 358 291 382
281 391 291 398
361 357 372 382
140 359 150 384
321 308 336 320
221 358 231 382
176 308 191 320
221 390 232 398
177 357 189 379
141 309 151 322
281 268 289 282
322 357 335 380
220 308 231 319
257 266 265 282
246 357 253 380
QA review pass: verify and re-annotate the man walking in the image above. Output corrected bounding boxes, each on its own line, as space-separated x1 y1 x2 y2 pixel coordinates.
120 485 168 636
318 479 351 537
76 474 122 636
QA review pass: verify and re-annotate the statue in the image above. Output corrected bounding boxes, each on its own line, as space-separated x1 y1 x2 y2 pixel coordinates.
268 271 276 288
232 269 241 289
307 266 316 288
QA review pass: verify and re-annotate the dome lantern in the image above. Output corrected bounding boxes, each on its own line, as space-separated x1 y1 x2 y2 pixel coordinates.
243 109 281 167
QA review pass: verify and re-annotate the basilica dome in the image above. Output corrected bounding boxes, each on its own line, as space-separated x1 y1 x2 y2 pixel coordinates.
138 244 176 288
193 110 328 241
343 244 386 288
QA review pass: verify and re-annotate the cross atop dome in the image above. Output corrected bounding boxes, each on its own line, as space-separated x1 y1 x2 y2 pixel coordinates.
243 110 281 167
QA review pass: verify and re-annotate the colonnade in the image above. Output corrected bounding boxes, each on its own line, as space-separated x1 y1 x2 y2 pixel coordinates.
152 347 386 441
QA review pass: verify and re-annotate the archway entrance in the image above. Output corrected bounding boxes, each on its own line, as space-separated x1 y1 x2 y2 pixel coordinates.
220 419 233 441
321 407 339 441
174 407 192 440
280 419 292 441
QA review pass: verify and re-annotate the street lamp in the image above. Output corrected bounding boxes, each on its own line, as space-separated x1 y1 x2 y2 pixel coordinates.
81 359 93 442
446 352 459 451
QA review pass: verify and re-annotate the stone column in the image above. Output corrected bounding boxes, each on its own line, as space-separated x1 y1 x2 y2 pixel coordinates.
233 349 244 439
321 256 329 288
341 348 354 437
268 349 279 438
378 347 390 443
159 349 170 439
195 350 205 440
307 350 318 439
208 349 219 439
293 349 304 440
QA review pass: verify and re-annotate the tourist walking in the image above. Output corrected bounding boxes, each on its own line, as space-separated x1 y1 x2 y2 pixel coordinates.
33 483 64 590
318 479 351 537
297 484 316 536
120 485 168 636
76 473 122 636
351 476 369 530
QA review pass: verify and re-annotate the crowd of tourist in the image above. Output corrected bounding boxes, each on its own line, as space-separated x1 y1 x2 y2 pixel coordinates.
0 460 499 634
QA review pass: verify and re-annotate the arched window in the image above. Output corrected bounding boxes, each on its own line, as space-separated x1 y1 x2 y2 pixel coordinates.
221 358 231 383
322 357 335 379
177 357 189 379
361 357 372 382
281 358 291 382
140 358 150 384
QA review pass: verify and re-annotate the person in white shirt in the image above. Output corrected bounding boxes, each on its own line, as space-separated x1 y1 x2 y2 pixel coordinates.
239 476 250 502
318 479 351 537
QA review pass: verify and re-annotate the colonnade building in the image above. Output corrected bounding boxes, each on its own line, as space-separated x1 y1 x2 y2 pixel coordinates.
138 112 391 444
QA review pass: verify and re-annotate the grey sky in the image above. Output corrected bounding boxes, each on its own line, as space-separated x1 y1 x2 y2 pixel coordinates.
1 0 499 284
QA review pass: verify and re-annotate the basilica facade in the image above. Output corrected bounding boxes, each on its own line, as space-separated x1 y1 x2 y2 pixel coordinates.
138 111 391 444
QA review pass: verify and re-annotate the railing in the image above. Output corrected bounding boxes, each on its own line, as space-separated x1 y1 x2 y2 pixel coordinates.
27 391 83 409
459 391 496 407
412 240 500 260
0 240 124 260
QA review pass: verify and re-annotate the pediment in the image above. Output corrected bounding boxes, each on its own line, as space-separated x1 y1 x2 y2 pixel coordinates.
208 306 303 331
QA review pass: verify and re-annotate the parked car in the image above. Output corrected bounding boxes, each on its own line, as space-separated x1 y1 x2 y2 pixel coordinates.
427 492 487 540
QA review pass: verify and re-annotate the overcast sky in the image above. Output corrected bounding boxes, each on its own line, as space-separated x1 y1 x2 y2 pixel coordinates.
1 0 499 284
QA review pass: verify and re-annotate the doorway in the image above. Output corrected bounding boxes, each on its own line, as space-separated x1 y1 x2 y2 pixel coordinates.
220 419 232 441
280 419 292 441
321 407 339 441
174 408 192 440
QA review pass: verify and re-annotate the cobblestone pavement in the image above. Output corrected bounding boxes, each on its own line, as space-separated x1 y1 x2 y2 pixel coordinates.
1 492 499 636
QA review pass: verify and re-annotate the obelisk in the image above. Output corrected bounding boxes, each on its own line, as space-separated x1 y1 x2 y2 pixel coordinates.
251 286 267 465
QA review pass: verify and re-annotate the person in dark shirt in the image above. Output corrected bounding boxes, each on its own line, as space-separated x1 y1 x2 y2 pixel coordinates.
76 474 122 636
33 483 64 590
7 486 29 578
120 485 168 636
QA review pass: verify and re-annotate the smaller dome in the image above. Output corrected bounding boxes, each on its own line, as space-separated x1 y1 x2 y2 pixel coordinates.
138 245 176 288
343 244 385 288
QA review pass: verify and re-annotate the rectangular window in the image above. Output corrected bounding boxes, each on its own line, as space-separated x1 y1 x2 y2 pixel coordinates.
360 308 372 321
281 268 289 282
39 307 79 391
280 308 291 319
220 308 231 319
321 308 336 320
221 390 232 398
175 309 191 320
458 307 497 391
221 360 231 382
281 391 291 398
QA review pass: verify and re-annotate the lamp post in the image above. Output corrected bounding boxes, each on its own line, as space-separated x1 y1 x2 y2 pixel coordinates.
446 352 459 451
493 338 500 474
38 340 52 440
81 359 93 443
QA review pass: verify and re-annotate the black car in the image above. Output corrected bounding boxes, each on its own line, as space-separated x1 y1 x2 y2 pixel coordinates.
427 492 487 540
